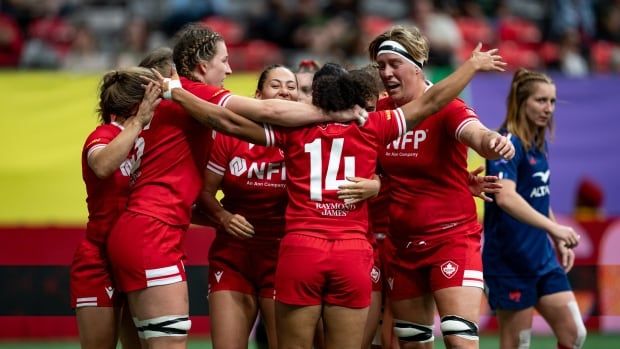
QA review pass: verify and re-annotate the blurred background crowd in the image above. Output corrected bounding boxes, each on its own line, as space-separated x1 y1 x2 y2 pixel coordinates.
1 0 620 76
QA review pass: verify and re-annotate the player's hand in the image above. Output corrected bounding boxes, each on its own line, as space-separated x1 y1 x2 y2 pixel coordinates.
146 65 182 99
221 213 255 239
337 176 380 204
327 104 368 125
549 223 580 249
555 239 575 272
132 82 161 127
489 133 515 160
469 43 507 72
467 166 502 202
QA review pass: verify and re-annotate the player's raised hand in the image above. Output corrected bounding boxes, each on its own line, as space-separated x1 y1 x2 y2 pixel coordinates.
132 82 161 127
469 43 507 72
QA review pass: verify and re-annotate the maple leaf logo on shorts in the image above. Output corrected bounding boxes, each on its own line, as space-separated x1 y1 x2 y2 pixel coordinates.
370 266 381 283
441 261 459 279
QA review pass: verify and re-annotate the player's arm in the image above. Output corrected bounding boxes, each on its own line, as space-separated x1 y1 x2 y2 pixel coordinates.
170 85 268 146
199 170 254 239
458 120 515 160
400 44 506 130
88 83 160 178
495 179 580 247
225 95 365 126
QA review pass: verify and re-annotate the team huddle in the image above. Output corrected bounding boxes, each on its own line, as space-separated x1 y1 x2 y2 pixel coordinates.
69 22 586 349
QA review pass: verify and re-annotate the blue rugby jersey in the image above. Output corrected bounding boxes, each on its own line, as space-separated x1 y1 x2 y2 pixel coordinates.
483 130 559 276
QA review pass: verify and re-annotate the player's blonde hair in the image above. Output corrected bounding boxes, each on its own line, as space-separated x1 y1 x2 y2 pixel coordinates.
98 67 155 124
502 68 555 152
368 25 429 66
172 22 223 81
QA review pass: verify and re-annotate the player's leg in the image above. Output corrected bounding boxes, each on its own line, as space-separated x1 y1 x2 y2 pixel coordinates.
208 237 261 349
434 286 483 349
128 282 190 349
76 307 120 349
274 233 328 349
119 300 141 349
485 272 541 349
107 213 191 349
391 295 436 349
275 303 322 349
362 290 383 349
431 229 484 349
384 237 435 349
496 308 534 349
71 239 123 349
258 297 278 349
209 290 258 349
535 269 586 349
323 304 370 349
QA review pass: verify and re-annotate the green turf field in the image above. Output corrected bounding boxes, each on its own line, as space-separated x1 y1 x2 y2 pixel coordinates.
1 334 619 349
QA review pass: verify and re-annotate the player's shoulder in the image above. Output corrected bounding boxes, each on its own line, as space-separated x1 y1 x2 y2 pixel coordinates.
84 123 121 147
443 98 476 115
181 77 230 101
376 96 396 111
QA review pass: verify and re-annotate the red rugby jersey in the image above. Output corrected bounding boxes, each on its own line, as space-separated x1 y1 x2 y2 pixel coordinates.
206 131 287 239
265 109 406 238
126 77 231 226
377 96 480 239
81 122 131 244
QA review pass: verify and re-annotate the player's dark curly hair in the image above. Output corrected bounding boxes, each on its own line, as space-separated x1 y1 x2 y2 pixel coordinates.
172 22 223 81
348 68 381 110
312 63 366 112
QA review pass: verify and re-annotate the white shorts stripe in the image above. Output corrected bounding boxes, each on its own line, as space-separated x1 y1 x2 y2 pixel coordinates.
462 280 484 289
76 297 97 302
463 270 483 280
76 302 98 307
455 118 478 141
145 265 179 279
146 275 183 288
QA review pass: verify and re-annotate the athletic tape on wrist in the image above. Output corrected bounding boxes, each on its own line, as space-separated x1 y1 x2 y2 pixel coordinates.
163 79 182 100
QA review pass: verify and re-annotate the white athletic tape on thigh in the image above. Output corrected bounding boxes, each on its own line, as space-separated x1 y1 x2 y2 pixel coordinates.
567 301 587 349
133 315 191 339
440 315 479 340
518 328 531 349
393 319 434 343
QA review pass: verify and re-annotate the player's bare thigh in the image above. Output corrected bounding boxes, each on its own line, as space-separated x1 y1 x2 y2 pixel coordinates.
209 290 258 349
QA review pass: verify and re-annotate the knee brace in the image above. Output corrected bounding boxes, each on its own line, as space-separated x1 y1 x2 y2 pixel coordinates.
567 301 587 349
440 315 479 341
393 319 434 343
518 329 531 349
133 315 191 339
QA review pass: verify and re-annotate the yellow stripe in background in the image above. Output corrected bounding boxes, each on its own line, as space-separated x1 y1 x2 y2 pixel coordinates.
0 71 257 225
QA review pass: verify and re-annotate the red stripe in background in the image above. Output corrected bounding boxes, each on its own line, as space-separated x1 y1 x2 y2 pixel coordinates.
0 225 215 266
0 315 211 338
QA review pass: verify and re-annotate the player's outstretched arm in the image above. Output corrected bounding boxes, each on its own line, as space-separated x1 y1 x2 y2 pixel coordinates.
151 68 268 146
459 121 515 160
400 43 506 130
